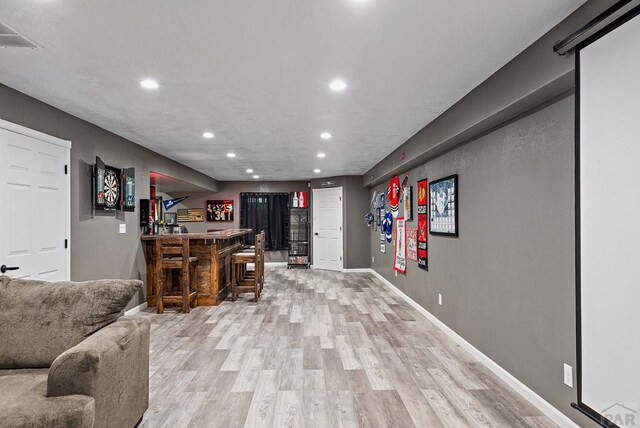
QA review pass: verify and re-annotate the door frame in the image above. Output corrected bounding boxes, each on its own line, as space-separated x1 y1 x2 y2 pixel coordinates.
312 186 344 271
0 118 72 280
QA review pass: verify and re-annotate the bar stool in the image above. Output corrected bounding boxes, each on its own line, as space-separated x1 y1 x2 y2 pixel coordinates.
232 232 263 302
239 230 265 291
155 237 198 314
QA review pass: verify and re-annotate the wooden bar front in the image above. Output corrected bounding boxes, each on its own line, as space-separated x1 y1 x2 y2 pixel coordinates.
142 229 251 306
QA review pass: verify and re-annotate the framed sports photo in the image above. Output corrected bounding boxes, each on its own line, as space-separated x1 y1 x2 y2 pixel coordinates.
206 200 234 222
164 212 177 225
429 174 458 237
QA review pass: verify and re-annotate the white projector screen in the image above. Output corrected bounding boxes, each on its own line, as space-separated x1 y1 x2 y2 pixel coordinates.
578 9 640 426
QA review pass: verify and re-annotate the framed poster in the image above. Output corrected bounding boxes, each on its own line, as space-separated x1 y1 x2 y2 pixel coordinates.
429 174 458 236
417 178 429 270
177 208 204 222
407 228 418 261
206 200 234 222
403 186 413 221
394 217 406 273
164 212 177 225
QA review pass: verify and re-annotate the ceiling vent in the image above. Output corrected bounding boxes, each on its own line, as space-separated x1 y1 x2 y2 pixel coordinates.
0 22 37 48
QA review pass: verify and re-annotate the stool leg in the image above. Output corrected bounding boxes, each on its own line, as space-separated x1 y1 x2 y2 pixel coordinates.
192 264 198 308
229 260 236 301
156 269 164 314
182 267 190 314
232 262 238 301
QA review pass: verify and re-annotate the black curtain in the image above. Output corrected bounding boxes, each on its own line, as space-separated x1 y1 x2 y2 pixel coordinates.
240 193 290 251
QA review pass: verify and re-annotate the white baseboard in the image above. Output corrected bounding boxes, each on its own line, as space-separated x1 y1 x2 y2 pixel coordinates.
124 302 148 316
265 262 288 266
367 269 578 428
343 268 373 273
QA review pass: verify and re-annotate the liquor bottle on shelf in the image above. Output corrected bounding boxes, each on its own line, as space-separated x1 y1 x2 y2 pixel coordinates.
299 191 305 208
293 192 299 208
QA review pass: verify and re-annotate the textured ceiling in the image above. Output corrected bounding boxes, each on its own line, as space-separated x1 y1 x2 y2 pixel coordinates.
0 0 584 181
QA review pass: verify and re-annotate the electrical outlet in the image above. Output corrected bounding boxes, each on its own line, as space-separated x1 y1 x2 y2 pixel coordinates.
395 270 398 277
564 364 573 388
119 224 126 234
438 293 442 305
372 256 375 263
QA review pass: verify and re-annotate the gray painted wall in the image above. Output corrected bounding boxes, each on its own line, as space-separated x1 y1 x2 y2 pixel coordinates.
370 95 585 425
363 3 620 425
0 83 219 309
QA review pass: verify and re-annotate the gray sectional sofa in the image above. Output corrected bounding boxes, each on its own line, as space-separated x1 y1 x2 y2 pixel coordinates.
0 275 150 428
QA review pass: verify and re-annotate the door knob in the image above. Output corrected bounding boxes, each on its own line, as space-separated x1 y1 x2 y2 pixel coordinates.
314 233 319 236
0 265 19 274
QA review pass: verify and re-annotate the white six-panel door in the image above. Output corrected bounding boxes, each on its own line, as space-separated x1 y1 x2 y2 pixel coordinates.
312 186 343 271
0 119 70 281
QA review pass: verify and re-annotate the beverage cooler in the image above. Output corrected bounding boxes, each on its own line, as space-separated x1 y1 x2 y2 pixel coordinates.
287 191 310 269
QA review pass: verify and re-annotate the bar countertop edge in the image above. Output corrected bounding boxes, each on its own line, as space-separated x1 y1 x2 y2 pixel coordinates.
141 229 252 241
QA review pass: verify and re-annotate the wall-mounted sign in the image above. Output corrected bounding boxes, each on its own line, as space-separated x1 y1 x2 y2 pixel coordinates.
206 200 234 221
94 156 135 212
321 180 336 187
394 217 406 274
407 228 418 261
177 208 204 223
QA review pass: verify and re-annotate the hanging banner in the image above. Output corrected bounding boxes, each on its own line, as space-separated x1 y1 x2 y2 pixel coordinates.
163 196 189 210
403 185 413 221
417 179 429 271
394 217 406 273
407 228 418 261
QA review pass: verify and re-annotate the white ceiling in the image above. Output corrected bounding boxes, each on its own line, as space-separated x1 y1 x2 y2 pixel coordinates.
0 0 584 181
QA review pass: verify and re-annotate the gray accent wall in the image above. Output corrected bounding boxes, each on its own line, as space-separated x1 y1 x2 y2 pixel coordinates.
364 2 619 425
0 83 219 309
370 95 586 425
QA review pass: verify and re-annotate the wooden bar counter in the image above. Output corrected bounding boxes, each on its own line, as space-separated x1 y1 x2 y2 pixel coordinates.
142 229 251 306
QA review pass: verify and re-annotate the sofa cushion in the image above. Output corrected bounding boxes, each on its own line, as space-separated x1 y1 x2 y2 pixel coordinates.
0 369 94 428
0 276 142 369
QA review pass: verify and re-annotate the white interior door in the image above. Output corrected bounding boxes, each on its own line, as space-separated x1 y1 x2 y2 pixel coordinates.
312 186 343 271
0 120 70 281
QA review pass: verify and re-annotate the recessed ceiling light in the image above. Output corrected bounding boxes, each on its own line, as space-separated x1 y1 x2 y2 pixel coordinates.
317 153 326 158
253 175 260 179
314 169 321 174
202 132 214 139
140 79 159 90
321 132 332 140
246 169 254 173
329 79 347 92
227 153 236 158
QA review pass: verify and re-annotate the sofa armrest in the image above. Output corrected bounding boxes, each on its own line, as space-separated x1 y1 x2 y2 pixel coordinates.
47 315 150 428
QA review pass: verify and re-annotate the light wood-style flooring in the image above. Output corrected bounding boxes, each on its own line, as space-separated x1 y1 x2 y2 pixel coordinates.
139 267 556 428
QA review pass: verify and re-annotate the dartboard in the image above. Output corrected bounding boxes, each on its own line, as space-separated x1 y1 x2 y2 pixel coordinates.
104 169 120 209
